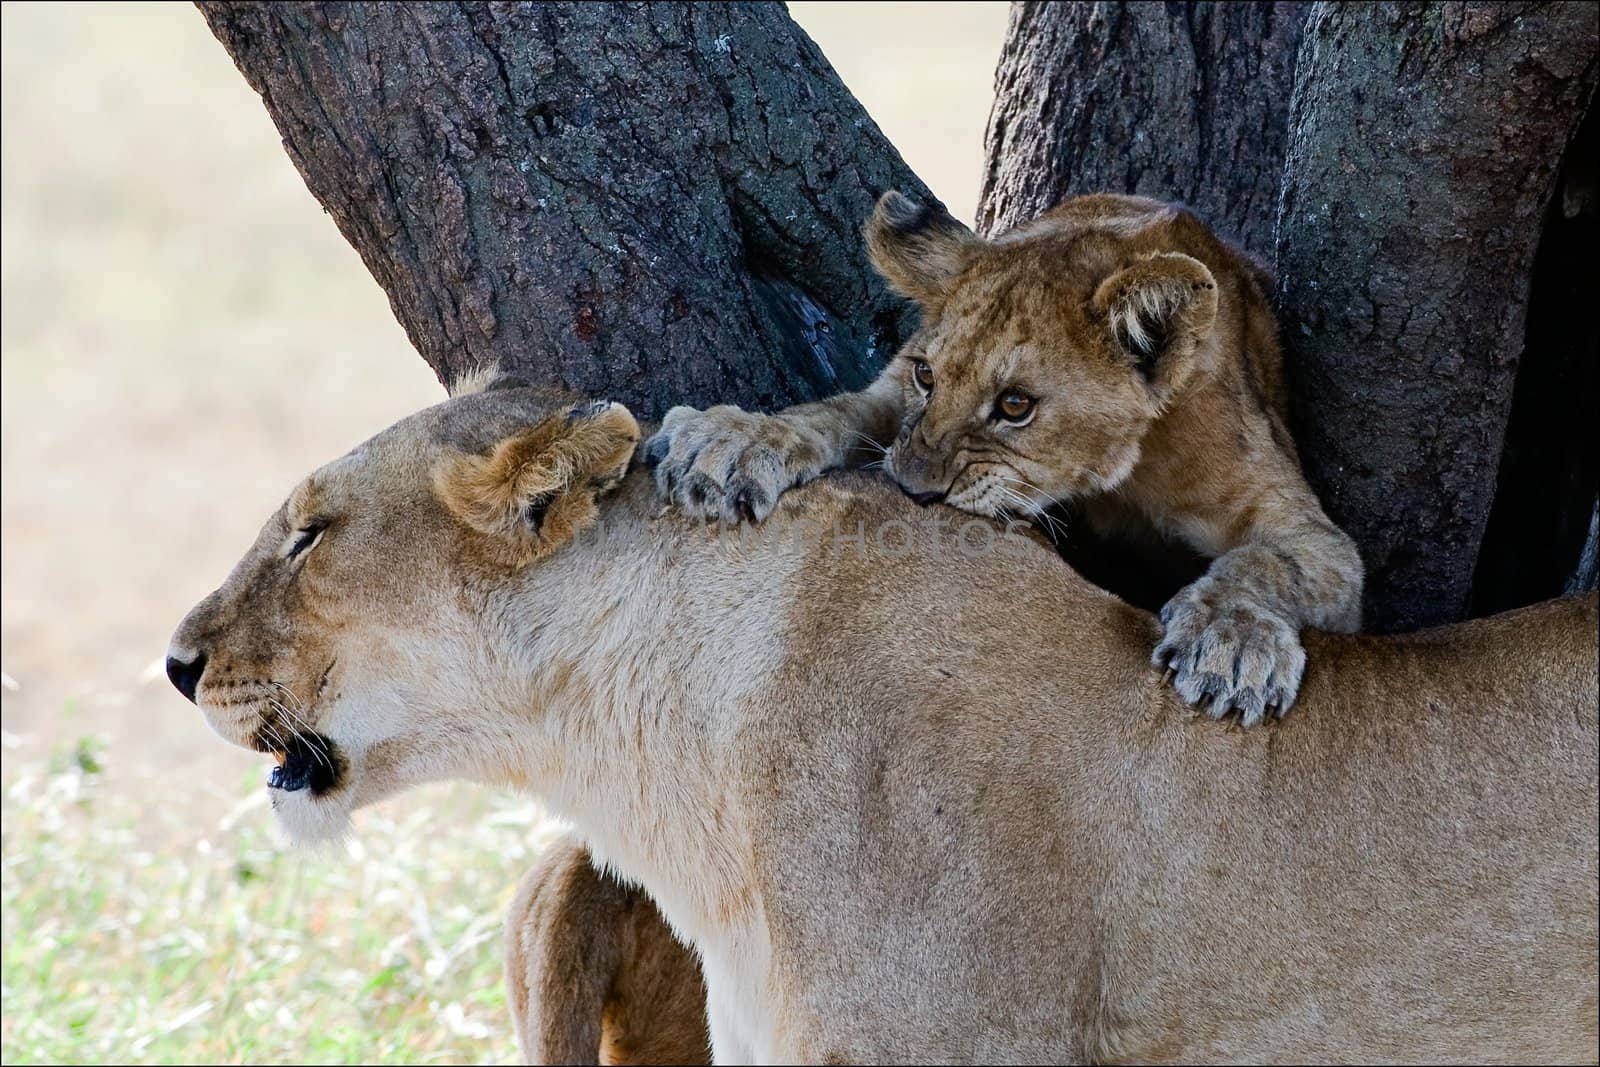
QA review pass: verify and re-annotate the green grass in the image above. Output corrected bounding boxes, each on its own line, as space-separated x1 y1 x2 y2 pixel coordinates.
1 744 566 1064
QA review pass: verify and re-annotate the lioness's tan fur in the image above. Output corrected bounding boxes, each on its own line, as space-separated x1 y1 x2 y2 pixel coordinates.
170 389 1599 1063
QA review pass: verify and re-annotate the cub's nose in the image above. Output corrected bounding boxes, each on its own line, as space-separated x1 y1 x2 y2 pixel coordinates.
909 490 946 506
166 651 207 703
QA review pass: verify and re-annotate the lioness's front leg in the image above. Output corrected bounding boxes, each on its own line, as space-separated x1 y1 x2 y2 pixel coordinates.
506 837 710 1066
1154 513 1363 725
645 363 907 522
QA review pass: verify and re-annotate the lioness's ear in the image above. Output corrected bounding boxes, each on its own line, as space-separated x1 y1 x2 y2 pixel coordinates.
435 401 640 565
1092 253 1219 396
865 191 981 311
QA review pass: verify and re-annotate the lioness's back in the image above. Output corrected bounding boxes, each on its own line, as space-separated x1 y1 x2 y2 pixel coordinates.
757 477 1598 1058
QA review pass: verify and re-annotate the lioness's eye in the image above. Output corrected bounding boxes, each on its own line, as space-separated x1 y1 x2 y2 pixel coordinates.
912 359 935 395
285 522 327 561
995 391 1036 423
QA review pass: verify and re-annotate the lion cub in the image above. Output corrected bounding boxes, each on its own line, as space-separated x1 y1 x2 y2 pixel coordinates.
648 192 1362 723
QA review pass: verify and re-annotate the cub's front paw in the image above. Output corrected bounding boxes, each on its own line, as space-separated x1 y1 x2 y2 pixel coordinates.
1152 584 1306 727
644 405 826 523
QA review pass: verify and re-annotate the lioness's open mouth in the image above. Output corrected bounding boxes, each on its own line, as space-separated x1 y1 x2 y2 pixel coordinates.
256 730 343 795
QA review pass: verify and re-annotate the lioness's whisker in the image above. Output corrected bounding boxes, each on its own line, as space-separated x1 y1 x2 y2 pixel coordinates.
269 680 307 713
265 696 333 771
267 682 327 746
270 690 313 731
258 715 292 758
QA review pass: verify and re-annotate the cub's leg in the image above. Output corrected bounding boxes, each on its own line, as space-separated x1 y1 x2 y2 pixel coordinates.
1153 508 1363 726
505 836 710 1065
645 360 909 523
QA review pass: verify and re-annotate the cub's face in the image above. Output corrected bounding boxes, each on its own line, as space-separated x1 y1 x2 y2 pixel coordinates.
164 387 639 842
866 192 1219 519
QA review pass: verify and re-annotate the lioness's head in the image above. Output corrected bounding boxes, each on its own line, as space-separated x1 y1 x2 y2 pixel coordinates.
867 191 1219 517
165 382 639 841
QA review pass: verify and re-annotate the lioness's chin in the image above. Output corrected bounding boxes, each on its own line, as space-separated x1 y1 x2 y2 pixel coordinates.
266 744 399 844
270 782 357 844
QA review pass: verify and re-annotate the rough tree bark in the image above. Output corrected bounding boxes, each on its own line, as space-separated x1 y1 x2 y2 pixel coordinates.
980 0 1308 253
198 1 941 418
1274 2 1598 631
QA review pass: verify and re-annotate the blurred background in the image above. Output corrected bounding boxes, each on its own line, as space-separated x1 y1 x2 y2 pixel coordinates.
0 2 1008 1062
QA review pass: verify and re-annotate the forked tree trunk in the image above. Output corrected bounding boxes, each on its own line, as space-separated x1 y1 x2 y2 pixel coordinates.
1274 2 1598 631
980 0 1308 253
198 1 940 417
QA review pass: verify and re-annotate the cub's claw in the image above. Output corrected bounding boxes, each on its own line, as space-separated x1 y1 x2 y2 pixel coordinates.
1153 584 1306 728
726 480 770 525
644 405 825 524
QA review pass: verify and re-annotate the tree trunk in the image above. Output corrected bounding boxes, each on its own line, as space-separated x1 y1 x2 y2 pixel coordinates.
980 0 1308 254
197 1 941 418
1274 2 1598 632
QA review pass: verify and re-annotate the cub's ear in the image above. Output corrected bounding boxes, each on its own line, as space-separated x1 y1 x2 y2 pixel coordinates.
1092 253 1219 396
435 401 640 565
865 190 982 311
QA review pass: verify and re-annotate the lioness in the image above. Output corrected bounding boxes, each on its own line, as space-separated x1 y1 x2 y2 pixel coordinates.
651 191 1362 723
169 385 1598 1063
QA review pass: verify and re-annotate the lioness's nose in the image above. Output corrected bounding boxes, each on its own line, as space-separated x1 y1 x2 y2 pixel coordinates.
166 651 207 703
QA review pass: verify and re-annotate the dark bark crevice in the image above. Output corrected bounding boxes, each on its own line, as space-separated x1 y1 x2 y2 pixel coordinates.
1470 97 1600 614
1274 1 1598 632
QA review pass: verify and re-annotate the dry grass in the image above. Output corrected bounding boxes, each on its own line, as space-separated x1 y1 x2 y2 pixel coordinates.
2 744 567 1064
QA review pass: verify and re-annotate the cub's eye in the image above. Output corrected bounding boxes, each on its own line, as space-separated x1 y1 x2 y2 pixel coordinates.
995 391 1036 424
285 522 327 561
911 359 935 395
